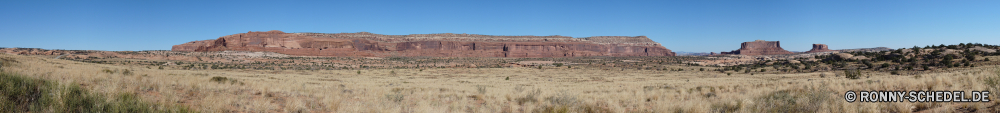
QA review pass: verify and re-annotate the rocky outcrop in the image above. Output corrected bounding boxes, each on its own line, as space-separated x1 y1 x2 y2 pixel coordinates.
172 30 675 57
806 44 836 53
171 40 215 52
0 48 74 55
720 40 793 55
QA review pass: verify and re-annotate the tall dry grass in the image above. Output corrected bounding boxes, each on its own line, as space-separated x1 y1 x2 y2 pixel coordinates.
1 53 998 112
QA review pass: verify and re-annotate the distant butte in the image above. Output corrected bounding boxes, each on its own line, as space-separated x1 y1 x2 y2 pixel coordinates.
720 40 793 55
806 44 837 53
172 30 675 57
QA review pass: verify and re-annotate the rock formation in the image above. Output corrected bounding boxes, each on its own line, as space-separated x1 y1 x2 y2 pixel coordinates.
172 30 675 57
806 44 836 53
720 40 793 55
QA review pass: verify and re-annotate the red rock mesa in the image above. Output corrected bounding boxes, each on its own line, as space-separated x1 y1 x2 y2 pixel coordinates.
720 40 793 55
172 30 675 57
806 44 836 53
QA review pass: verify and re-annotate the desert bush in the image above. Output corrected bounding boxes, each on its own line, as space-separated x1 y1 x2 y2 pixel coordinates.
102 69 115 74
985 68 1000 98
711 101 742 113
844 69 861 79
751 89 830 112
209 76 240 85
476 85 487 94
553 63 563 67
516 89 541 105
121 69 132 76
533 105 569 113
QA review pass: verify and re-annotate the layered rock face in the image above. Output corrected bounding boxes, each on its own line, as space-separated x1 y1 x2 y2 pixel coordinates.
720 40 793 55
171 30 675 57
806 44 836 53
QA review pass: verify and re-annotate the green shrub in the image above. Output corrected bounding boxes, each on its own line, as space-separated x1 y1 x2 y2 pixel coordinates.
553 63 563 67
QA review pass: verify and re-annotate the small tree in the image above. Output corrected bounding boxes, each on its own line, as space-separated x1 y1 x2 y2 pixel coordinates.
942 55 954 67
357 70 361 74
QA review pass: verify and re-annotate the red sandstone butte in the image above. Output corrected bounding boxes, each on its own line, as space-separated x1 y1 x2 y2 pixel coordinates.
720 40 793 55
171 30 675 57
806 44 836 53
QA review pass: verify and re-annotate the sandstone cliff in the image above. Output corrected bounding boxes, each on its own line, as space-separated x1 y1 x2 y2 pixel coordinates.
805 44 836 53
171 30 675 57
720 40 793 55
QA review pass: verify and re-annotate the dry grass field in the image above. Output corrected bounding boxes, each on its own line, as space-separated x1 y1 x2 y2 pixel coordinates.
2 53 999 113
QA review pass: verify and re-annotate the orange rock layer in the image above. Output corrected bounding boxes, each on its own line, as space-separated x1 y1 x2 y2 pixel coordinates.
172 30 675 57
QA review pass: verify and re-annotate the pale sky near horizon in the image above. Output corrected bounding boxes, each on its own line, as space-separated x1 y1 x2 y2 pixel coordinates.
1 0 998 52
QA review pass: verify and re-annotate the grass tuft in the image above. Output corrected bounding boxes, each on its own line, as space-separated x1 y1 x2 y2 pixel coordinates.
0 72 195 112
751 88 830 113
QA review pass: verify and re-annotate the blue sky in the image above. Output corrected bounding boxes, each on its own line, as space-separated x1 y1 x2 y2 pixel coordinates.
1 0 998 52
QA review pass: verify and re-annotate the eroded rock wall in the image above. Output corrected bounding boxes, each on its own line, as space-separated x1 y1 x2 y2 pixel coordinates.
172 30 675 57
